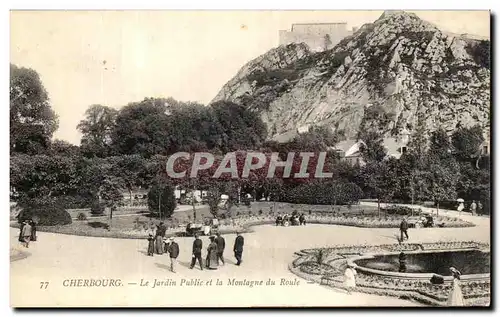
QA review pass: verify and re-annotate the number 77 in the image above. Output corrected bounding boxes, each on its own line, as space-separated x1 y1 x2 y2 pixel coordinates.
40 282 49 289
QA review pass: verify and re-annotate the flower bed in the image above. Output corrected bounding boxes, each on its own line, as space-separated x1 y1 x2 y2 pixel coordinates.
290 242 491 307
10 207 474 239
420 241 489 251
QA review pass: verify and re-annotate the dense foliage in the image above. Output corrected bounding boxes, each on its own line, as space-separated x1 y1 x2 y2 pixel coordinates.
147 183 177 219
9 63 491 225
17 199 72 226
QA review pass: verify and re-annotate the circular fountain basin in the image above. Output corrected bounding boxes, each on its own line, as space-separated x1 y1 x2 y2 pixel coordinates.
350 249 490 282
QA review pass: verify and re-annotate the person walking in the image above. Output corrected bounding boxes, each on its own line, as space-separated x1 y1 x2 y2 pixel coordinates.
29 220 37 242
147 234 155 256
155 222 167 255
167 237 179 273
470 200 477 216
206 236 219 270
299 213 306 226
189 233 203 270
400 218 409 242
477 201 483 215
233 232 244 266
21 220 32 248
447 267 465 306
18 220 25 243
215 232 226 265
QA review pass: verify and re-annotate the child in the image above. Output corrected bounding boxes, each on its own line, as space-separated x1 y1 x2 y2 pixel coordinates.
147 234 155 256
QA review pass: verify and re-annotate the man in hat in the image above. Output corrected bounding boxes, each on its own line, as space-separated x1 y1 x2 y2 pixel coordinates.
233 231 244 266
190 233 203 270
470 200 477 216
400 218 409 242
167 237 180 273
21 220 32 248
215 232 226 265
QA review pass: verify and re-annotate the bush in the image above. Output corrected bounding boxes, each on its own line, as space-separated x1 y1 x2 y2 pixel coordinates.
77 212 87 221
52 195 94 209
90 202 105 215
282 181 363 205
381 205 419 216
17 200 72 226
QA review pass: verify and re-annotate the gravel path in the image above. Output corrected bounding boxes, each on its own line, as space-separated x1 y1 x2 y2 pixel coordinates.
10 206 489 307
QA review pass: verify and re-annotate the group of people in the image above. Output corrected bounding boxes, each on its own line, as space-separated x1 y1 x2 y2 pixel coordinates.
189 232 244 270
275 213 306 226
147 234 180 272
343 261 464 306
458 200 481 216
18 219 37 248
146 225 245 272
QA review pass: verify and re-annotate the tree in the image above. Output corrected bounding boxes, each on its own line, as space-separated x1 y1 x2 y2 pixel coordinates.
358 131 387 163
406 114 428 163
288 126 339 152
10 64 59 154
424 158 459 216
147 183 177 219
77 104 118 157
429 128 452 160
359 159 399 217
100 176 124 223
108 155 147 204
206 186 223 217
111 98 171 157
10 154 80 199
50 139 80 157
210 100 268 152
451 125 484 162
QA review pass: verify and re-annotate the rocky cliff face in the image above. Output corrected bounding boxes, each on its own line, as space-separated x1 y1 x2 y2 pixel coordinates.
211 11 490 141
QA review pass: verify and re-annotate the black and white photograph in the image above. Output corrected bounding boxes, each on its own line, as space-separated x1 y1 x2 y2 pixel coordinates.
9 9 491 307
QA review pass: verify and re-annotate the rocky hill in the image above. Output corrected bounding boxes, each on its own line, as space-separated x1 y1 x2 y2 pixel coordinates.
211 11 490 141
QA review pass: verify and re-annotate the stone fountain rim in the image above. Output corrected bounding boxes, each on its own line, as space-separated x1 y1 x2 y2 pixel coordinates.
348 248 490 281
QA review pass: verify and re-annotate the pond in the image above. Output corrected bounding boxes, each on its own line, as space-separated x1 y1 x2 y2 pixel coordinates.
354 250 490 275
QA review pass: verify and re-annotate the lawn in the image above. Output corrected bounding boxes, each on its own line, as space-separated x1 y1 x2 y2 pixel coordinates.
10 202 474 239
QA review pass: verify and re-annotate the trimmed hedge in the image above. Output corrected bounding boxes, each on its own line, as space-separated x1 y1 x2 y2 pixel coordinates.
282 181 363 205
90 202 105 215
17 200 72 226
382 205 421 216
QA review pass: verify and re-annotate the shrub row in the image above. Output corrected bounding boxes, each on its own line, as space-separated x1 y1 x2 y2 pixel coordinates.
281 182 363 205
381 205 420 216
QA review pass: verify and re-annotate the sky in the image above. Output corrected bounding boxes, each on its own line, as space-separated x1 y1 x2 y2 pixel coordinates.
10 10 490 145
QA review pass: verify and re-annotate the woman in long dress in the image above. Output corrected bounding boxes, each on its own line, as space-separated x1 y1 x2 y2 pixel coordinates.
447 267 465 306
344 263 357 295
154 223 165 255
30 220 37 242
206 236 219 270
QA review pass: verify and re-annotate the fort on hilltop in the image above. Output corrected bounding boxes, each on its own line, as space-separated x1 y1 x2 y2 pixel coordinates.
279 23 358 52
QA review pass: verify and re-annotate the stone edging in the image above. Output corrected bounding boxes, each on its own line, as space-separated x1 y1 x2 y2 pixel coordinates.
289 242 491 307
9 212 475 240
